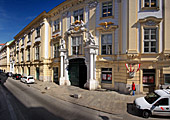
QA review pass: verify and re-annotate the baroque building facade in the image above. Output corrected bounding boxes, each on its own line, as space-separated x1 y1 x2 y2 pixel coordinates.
0 0 170 93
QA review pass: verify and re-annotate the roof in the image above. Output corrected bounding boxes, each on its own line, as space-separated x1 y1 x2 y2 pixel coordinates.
0 44 5 46
6 40 14 45
155 89 170 97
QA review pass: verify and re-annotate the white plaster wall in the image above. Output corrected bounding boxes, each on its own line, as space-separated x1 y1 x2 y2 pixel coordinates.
44 19 49 59
67 12 71 31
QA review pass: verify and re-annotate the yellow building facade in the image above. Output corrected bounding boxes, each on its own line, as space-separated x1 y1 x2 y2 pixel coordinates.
1 0 170 93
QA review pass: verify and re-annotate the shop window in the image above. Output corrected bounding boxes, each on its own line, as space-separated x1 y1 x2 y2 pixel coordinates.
164 74 170 85
71 36 82 55
101 68 112 83
143 69 155 84
102 1 112 17
101 34 112 55
28 67 30 76
73 9 84 22
144 28 157 53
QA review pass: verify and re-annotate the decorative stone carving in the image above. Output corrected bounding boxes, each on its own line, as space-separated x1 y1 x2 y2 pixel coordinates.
62 11 68 17
67 20 86 35
60 38 66 49
87 31 95 45
99 22 115 29
88 0 98 8
144 20 157 26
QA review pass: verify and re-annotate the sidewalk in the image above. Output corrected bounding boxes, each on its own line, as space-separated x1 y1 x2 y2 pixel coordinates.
30 80 144 115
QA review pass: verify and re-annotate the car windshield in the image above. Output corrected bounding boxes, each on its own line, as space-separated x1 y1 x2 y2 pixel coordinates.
144 92 160 104
28 77 33 79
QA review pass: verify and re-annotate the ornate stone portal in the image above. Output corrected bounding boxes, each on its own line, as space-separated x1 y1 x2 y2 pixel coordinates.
59 20 99 90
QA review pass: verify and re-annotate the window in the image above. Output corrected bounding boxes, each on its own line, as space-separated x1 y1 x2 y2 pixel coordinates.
21 50 24 62
28 33 31 42
17 52 19 62
143 69 155 84
35 27 40 38
22 37 25 45
101 68 112 83
72 36 82 55
28 67 30 76
73 9 84 22
101 34 112 55
144 0 157 7
22 67 24 75
102 1 112 17
156 98 169 106
54 43 60 58
27 48 30 61
53 19 60 32
164 74 170 85
35 46 39 60
144 28 157 53
53 67 59 83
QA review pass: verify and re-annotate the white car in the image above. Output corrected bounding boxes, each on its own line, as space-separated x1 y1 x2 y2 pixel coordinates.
20 76 35 84
134 89 170 118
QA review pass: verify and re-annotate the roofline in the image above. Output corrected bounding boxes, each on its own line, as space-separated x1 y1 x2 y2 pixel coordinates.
48 0 68 14
14 11 47 39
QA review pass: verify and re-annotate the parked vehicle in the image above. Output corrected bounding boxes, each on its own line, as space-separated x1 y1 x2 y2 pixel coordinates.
134 89 170 118
20 76 35 84
13 74 22 80
6 72 13 77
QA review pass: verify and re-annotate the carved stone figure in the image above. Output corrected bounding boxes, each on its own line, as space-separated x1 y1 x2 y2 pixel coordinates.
88 31 95 45
60 38 66 49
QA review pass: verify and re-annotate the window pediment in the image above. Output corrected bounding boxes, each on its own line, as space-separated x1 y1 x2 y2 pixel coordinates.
139 17 162 26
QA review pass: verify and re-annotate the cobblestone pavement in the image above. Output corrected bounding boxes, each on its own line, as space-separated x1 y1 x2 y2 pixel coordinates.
29 80 144 115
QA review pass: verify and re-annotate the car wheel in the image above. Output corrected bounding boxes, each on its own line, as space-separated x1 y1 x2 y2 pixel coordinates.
143 110 151 118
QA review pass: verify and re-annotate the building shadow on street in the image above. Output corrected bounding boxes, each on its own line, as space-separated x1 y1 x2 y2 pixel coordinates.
0 82 65 120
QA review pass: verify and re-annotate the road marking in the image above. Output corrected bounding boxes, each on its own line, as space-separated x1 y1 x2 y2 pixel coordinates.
1 87 18 120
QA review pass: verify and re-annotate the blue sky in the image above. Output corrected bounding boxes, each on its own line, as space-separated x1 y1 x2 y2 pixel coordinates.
0 0 65 44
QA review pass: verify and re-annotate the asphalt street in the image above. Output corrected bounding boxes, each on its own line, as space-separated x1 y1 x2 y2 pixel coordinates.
0 75 122 120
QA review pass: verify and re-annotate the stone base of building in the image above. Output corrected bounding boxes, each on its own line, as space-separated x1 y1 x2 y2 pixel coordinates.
59 77 71 86
84 79 99 90
114 82 140 94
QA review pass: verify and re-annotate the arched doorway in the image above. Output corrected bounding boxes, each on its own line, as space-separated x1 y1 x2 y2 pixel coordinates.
68 58 87 88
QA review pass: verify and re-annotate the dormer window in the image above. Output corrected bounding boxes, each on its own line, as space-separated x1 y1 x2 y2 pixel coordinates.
73 9 84 22
144 0 157 7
